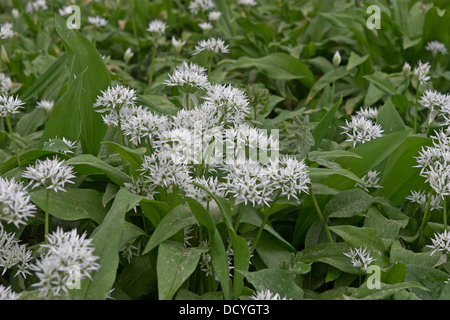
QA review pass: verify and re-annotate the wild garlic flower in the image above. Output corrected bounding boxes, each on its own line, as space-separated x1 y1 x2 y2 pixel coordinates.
171 103 221 132
203 84 251 124
265 156 310 201
192 37 230 56
0 23 14 40
341 115 384 147
238 0 258 6
183 225 195 247
406 190 442 211
355 107 378 121
88 16 108 27
199 239 233 280
42 137 77 155
413 61 431 86
402 62 411 77
0 227 32 278
343 246 376 271
124 176 156 200
425 41 448 57
11 9 20 19
251 289 290 300
355 170 383 191
188 0 216 15
58 6 73 17
427 230 450 256
208 11 222 21
164 62 210 90
31 228 100 298
146 19 167 36
22 157 76 193
0 177 36 228
94 85 137 112
0 95 25 117
25 0 48 13
198 22 213 31
120 105 169 146
185 176 225 208
171 37 186 52
0 73 11 94
419 90 450 124
0 285 21 300
124 48 134 64
36 100 54 113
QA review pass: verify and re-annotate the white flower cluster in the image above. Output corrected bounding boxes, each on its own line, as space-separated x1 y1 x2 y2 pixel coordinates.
341 107 383 147
0 73 12 94
343 246 376 271
0 227 32 278
418 90 450 125
164 62 210 90
25 0 48 13
355 170 383 192
188 0 216 15
406 190 442 212
0 95 25 117
146 19 167 36
36 100 54 113
415 129 450 199
0 284 21 300
413 60 431 86
0 177 36 228
88 16 108 27
0 22 14 40
427 230 450 256
22 157 76 193
31 228 100 298
425 41 448 57
251 289 290 300
193 37 230 56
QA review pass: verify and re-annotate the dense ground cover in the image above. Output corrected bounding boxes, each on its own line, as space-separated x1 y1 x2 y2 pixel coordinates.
0 0 449 300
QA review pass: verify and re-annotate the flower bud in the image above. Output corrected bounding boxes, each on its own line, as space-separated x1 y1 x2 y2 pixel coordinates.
332 51 341 67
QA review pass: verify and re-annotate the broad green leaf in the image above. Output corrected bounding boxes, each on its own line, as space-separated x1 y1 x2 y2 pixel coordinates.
228 53 315 88
346 52 369 71
345 282 428 300
404 265 449 300
66 154 131 186
389 241 440 268
311 97 342 150
238 269 304 300
139 94 179 115
139 199 172 228
376 97 405 134
102 141 143 174
185 197 215 232
54 15 111 155
16 108 47 137
253 232 292 269
74 188 142 300
324 189 374 219
309 167 364 186
30 188 108 224
306 66 352 103
142 204 196 254
363 71 398 95
157 241 208 300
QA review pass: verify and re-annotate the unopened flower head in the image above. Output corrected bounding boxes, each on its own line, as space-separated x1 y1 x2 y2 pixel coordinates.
198 22 213 31
402 62 411 77
332 51 341 67
0 73 12 94
188 0 215 15
413 61 431 86
146 19 167 36
36 100 54 113
31 227 100 298
238 0 258 6
22 157 76 192
88 16 108 27
124 48 134 64
425 41 448 57
193 37 230 56
171 37 186 52
0 177 36 228
164 61 210 91
0 23 14 40
343 246 376 271
0 95 25 117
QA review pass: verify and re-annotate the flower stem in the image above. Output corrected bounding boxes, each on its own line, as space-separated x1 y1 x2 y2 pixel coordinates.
233 203 245 232
6 116 20 167
414 84 421 132
45 189 50 246
311 188 334 243
208 52 213 79
148 44 157 91
444 198 447 230
416 191 433 239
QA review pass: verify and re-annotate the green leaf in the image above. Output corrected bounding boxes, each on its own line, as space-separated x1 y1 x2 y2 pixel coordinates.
404 265 449 300
228 53 315 88
238 269 304 300
376 97 405 134
16 108 47 137
389 242 440 268
74 188 142 300
139 199 171 228
66 154 131 186
363 71 398 95
309 167 364 186
102 141 143 174
346 51 369 71
139 94 179 115
54 15 111 155
142 204 196 254
311 97 342 150
30 188 108 224
185 197 216 232
306 66 352 103
157 241 208 300
324 189 374 219
346 282 428 300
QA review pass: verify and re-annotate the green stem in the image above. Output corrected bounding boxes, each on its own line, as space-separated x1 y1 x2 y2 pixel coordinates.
233 203 245 232
6 116 20 167
416 191 433 239
414 84 421 132
311 189 334 243
148 44 157 91
444 198 447 230
45 189 50 246
332 67 336 101
208 52 213 79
